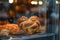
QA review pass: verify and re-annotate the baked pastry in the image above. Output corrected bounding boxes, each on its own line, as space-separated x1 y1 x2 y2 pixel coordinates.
17 16 28 24
18 16 41 34
21 20 33 30
29 16 40 21
29 16 40 25
3 24 20 34
21 18 41 34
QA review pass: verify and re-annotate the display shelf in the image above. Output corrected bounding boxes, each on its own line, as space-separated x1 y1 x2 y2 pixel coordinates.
1 33 55 40
22 33 55 39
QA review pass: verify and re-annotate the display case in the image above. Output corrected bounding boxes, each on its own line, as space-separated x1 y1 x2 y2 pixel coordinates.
0 0 58 40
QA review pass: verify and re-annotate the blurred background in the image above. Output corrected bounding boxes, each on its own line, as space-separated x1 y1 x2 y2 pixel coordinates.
0 0 59 24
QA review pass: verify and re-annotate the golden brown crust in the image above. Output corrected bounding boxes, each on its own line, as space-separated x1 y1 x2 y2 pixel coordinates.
1 24 20 34
17 16 28 24
17 16 41 34
21 16 41 34
29 16 40 26
29 16 40 22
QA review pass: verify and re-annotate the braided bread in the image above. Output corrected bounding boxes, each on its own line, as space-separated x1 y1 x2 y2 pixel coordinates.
21 16 41 34
2 24 20 34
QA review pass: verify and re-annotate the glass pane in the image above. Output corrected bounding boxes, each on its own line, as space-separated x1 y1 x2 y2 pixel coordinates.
0 0 59 40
